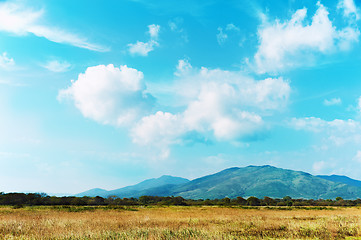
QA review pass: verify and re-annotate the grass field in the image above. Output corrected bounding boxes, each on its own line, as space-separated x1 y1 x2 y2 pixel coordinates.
1 205 361 239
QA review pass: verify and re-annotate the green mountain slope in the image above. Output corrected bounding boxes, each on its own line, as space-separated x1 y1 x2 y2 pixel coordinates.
76 166 361 199
317 175 361 188
106 175 190 198
169 165 361 199
77 175 189 197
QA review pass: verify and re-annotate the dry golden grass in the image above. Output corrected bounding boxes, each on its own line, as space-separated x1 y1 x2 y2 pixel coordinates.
1 205 361 239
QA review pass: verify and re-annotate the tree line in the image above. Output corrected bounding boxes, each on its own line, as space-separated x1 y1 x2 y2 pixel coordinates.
0 192 360 207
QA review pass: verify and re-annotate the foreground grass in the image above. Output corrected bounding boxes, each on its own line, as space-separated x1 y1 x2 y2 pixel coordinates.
0 205 361 239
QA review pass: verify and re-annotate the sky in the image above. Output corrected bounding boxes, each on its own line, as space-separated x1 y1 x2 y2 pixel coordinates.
1 0 361 194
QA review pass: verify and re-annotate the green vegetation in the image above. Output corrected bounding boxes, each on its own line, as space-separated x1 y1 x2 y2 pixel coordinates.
1 192 361 207
170 165 361 199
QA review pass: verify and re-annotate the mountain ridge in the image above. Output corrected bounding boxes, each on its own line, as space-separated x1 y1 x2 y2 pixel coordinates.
317 174 361 188
75 165 361 200
76 175 190 198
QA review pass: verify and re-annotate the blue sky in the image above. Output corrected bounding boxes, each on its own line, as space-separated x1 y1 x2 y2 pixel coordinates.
1 0 361 194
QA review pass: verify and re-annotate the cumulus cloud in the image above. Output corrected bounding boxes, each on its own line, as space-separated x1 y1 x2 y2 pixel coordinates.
42 60 71 72
148 24 160 39
175 59 192 77
289 117 361 146
131 111 185 147
61 60 290 157
58 64 155 126
0 1 107 52
323 97 342 106
128 24 160 56
131 60 290 151
128 41 158 56
0 52 15 69
254 1 360 74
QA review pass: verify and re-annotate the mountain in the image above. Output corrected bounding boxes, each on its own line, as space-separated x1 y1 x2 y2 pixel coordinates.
106 175 190 198
76 166 361 199
75 188 108 197
317 175 361 188
76 175 190 198
169 165 361 199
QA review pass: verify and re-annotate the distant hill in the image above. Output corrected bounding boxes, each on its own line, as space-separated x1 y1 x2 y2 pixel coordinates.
75 188 109 198
76 166 361 200
76 175 190 198
317 175 361 188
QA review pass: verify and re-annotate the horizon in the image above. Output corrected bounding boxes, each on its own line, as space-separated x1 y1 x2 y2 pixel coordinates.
1 0 361 193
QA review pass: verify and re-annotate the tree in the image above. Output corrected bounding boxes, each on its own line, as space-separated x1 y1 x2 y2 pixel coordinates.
263 196 276 206
236 197 247 205
336 197 343 201
283 196 292 201
247 196 261 206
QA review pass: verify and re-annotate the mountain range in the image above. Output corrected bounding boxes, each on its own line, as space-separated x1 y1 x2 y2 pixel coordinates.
75 165 361 200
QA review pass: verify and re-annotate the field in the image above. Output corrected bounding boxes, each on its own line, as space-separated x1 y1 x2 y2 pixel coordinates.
1 206 361 239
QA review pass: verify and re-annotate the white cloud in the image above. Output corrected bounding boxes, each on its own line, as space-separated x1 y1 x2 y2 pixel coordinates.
175 59 192 76
168 18 188 43
289 117 361 146
169 21 178 32
128 40 158 56
337 26 360 50
42 60 71 72
0 1 107 51
323 97 342 106
254 1 360 74
128 24 160 56
338 0 359 20
57 60 291 159
174 60 290 110
182 80 265 140
290 117 361 133
131 111 186 160
131 60 290 150
58 64 155 126
0 52 15 69
217 23 240 45
225 23 240 32
313 160 326 173
216 27 228 45
61 60 290 156
289 117 326 132
131 111 184 146
148 24 160 39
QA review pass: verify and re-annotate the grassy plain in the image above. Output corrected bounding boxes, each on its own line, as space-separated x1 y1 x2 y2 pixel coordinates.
0 205 361 239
